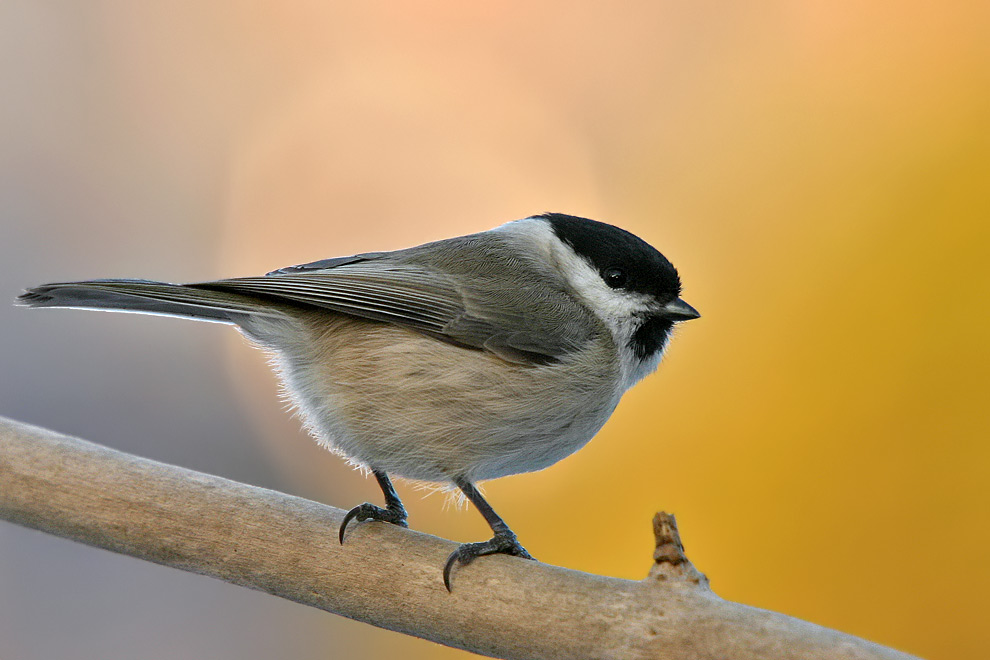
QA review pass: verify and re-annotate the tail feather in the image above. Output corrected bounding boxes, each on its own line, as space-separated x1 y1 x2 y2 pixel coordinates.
15 279 280 324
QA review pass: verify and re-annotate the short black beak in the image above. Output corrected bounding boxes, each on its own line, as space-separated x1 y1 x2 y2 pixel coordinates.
660 298 700 322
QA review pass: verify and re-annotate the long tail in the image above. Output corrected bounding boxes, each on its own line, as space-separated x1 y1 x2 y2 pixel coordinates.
15 279 280 324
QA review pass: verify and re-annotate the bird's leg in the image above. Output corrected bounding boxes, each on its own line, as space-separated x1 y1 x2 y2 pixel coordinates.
338 469 408 543
443 477 535 591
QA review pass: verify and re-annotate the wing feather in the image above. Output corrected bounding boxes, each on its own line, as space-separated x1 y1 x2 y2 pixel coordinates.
191 241 594 364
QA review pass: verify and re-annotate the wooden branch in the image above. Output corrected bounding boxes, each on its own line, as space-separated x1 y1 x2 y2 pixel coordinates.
0 416 919 660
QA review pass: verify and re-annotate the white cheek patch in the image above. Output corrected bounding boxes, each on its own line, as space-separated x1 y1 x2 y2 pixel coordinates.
550 245 662 390
495 218 660 391
550 246 653 323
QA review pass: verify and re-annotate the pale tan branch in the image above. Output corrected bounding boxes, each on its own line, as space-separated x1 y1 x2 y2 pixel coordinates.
0 417 919 660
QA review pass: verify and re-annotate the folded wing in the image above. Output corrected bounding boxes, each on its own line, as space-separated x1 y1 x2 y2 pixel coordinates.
192 257 591 365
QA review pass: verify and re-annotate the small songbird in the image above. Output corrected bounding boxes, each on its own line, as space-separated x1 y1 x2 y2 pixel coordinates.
17 213 699 589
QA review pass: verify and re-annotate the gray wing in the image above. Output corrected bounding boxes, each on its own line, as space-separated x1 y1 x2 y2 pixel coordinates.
264 252 387 276
191 242 594 365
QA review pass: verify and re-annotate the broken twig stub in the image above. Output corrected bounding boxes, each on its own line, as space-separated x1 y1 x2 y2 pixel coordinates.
649 511 709 587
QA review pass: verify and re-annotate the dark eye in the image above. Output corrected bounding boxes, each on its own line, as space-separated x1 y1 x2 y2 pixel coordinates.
603 267 627 289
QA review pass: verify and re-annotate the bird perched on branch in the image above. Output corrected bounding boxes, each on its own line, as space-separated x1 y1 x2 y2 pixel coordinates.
17 212 699 589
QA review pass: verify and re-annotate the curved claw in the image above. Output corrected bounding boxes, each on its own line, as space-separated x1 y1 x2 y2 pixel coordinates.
338 506 364 544
442 533 535 592
442 549 459 592
338 502 408 544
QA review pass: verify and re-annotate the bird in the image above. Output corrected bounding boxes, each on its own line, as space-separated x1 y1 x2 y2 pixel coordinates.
16 212 700 589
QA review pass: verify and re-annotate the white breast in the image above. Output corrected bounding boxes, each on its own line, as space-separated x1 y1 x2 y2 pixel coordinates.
245 311 623 483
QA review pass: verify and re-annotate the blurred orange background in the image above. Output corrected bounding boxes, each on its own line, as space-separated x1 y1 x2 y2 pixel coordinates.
1 2 987 659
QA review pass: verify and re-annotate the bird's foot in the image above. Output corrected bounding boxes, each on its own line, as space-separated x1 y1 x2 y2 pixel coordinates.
338 503 408 543
443 530 535 591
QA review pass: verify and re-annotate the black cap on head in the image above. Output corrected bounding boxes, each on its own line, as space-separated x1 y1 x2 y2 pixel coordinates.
539 213 682 303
